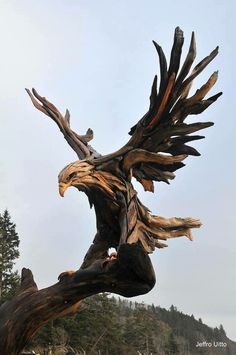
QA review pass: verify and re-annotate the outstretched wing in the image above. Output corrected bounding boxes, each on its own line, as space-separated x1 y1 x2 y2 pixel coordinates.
25 88 100 160
26 27 221 192
94 27 222 191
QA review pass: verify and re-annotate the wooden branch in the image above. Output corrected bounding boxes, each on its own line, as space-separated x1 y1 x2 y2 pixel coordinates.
174 31 196 89
176 46 219 101
168 26 184 78
26 88 100 159
146 72 176 129
122 149 187 176
152 41 168 94
0 244 155 355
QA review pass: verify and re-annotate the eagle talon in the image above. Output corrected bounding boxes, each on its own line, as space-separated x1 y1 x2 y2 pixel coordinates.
102 252 118 268
106 252 117 261
58 270 76 282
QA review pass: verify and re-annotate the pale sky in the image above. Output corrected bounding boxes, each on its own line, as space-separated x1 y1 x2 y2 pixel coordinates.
0 0 235 341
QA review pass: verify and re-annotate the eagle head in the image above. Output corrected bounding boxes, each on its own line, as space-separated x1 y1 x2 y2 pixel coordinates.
58 160 94 197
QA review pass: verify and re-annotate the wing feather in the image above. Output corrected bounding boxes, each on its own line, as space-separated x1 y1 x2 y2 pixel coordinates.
94 28 222 192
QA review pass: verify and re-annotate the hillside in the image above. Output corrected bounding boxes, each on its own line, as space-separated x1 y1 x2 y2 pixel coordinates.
27 294 236 355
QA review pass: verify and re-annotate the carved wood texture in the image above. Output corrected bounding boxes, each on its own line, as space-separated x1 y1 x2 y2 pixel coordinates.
0 27 221 354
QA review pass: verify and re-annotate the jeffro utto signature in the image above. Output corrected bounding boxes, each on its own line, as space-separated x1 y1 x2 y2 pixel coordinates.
196 341 227 348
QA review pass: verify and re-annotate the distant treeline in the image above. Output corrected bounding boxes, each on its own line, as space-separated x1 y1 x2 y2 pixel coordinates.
27 293 236 355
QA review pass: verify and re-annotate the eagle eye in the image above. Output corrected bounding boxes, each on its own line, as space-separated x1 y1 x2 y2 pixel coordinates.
67 172 77 182
69 172 77 180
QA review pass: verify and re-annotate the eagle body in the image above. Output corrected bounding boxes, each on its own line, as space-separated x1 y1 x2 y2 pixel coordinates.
58 160 201 264
27 27 221 268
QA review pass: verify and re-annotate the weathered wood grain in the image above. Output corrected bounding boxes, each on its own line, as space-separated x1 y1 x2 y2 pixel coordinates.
0 244 155 355
0 27 221 354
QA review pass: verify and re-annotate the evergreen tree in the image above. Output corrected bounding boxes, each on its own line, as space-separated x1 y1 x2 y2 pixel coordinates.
0 209 20 303
219 324 226 337
27 294 233 354
165 332 179 354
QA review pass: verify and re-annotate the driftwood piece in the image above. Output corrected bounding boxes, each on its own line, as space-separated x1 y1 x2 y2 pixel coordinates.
0 244 155 355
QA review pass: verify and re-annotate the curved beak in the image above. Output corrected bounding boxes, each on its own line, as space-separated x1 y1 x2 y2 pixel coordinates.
59 183 70 197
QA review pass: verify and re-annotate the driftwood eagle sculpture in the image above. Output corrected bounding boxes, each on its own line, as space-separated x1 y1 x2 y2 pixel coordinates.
0 28 222 355
26 27 221 274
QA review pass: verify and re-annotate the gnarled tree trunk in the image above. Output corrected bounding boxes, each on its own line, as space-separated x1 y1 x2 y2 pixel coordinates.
0 244 155 355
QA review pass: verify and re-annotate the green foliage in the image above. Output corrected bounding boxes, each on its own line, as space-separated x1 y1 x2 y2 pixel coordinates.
0 209 20 303
55 294 124 354
165 332 179 354
28 294 231 355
